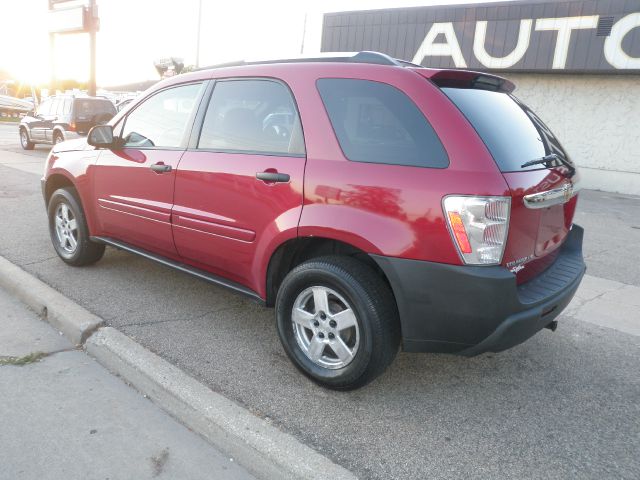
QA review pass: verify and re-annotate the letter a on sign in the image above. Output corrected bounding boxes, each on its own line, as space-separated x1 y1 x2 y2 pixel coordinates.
413 22 468 68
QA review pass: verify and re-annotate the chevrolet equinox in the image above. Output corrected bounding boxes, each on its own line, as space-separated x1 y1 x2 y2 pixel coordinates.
41 52 586 390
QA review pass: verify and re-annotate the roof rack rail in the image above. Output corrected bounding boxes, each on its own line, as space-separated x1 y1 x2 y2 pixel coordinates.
195 51 406 71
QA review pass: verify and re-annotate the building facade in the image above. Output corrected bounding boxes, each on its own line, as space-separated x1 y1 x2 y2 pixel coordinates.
321 0 640 195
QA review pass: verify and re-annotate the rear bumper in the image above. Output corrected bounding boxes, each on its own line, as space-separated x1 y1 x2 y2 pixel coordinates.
371 225 585 355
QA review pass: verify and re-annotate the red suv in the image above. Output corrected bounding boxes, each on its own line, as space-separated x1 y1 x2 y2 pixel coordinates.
42 52 585 390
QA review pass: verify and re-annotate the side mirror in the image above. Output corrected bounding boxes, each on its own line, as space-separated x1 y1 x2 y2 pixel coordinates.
87 124 115 149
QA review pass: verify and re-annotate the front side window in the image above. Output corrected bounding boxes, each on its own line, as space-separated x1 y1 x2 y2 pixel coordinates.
37 99 52 117
198 79 305 156
121 83 203 148
317 78 448 168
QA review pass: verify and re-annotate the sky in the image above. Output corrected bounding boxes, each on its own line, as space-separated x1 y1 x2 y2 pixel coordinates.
0 0 507 87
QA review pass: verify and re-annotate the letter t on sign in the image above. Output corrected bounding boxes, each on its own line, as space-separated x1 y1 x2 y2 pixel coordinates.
535 16 599 69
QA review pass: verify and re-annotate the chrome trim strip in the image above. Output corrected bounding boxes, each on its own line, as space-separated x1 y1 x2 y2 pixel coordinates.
523 181 580 209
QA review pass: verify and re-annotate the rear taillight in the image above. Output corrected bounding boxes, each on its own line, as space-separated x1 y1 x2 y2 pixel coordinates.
443 196 511 265
69 121 76 132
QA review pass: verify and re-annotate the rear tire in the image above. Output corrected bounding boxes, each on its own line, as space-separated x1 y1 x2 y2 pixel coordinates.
20 128 34 150
48 187 105 266
53 131 64 145
276 256 400 390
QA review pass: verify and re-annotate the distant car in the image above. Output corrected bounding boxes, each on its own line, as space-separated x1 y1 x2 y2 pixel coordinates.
116 98 134 112
19 96 116 149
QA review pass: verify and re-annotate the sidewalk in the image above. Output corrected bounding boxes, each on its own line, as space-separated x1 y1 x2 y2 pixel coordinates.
0 286 257 480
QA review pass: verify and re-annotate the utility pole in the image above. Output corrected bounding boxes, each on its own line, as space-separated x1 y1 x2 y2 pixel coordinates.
88 0 97 96
196 0 202 68
49 32 56 97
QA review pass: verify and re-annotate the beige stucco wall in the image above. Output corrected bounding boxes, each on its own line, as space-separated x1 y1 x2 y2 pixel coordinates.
504 73 640 196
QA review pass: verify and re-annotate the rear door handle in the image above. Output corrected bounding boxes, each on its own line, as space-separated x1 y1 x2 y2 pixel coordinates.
150 163 172 173
256 171 290 183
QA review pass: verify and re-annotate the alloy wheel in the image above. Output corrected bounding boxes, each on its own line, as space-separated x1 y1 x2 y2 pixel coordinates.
54 202 78 254
291 286 360 369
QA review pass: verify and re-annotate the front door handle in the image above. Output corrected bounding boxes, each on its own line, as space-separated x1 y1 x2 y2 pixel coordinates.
150 163 172 173
256 171 290 183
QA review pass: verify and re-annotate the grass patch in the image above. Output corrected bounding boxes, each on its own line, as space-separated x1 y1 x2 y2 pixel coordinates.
0 115 21 123
0 351 48 366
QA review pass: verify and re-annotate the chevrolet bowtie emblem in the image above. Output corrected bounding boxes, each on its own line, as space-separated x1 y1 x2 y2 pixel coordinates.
562 183 573 202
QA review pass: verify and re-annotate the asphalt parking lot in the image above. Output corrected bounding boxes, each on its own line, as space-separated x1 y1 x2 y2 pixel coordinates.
1 123 638 479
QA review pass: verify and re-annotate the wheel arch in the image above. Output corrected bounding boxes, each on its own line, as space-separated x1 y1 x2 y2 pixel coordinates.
265 236 395 309
44 173 77 207
19 124 31 138
52 126 66 140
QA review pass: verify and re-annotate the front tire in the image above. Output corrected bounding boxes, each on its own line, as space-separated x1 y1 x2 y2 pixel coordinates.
48 187 105 266
20 128 34 150
276 256 400 390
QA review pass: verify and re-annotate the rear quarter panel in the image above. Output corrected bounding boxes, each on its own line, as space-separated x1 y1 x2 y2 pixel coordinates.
272 64 510 264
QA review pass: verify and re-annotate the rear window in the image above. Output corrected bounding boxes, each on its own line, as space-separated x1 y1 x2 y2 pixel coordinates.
442 88 568 172
317 79 448 168
73 99 116 118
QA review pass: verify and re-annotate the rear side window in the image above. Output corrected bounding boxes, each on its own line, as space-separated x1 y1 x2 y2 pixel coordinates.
317 78 448 168
198 79 305 156
50 98 61 117
63 98 72 115
442 88 568 172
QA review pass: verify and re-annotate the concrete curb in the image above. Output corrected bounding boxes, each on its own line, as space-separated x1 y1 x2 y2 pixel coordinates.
0 256 103 344
87 328 357 480
0 254 357 480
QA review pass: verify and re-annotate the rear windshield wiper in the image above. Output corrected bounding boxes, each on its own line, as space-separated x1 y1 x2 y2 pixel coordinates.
521 153 576 177
520 153 559 169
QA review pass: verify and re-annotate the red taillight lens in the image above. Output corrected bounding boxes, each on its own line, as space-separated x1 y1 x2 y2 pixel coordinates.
447 211 472 254
69 122 76 132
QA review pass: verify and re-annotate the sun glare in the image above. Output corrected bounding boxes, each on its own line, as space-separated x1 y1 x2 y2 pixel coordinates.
0 0 505 88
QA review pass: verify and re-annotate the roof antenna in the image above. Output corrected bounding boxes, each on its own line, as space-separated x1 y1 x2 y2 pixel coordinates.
300 12 308 54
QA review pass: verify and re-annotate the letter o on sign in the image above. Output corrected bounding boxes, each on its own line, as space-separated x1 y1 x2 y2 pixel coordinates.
604 13 640 69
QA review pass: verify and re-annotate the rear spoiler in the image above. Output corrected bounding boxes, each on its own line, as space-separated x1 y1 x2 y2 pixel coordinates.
411 68 515 93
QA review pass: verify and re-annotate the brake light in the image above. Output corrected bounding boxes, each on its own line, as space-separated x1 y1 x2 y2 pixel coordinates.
69 121 76 132
443 196 511 265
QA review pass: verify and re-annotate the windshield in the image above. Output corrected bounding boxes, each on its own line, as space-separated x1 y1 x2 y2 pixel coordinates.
442 87 570 173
